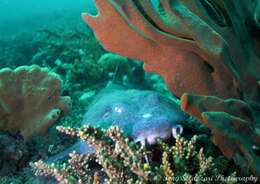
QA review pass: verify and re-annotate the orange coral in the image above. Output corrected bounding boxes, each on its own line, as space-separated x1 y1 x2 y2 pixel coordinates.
83 0 239 98
0 65 71 139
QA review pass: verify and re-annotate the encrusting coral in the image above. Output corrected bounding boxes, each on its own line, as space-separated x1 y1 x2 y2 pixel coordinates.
0 65 71 139
32 125 236 184
82 0 260 176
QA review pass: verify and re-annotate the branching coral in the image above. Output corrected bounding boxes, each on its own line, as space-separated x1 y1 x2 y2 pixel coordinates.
32 125 236 184
0 65 71 139
83 0 260 176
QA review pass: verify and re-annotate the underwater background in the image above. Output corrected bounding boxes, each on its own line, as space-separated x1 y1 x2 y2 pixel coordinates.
0 0 259 183
0 0 91 35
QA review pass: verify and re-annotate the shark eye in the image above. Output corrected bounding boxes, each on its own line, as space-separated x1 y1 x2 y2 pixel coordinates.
172 125 183 138
176 125 183 135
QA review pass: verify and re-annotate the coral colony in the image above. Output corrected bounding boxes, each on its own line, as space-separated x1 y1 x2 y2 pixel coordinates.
0 65 71 139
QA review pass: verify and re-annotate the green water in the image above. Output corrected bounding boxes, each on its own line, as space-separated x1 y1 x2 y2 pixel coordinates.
0 0 97 36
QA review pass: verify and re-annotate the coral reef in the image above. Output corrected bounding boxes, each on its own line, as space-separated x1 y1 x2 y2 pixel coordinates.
33 28 105 67
32 125 236 184
83 0 260 176
97 53 130 83
0 65 71 139
54 51 146 103
55 58 105 96
0 9 100 68
29 28 106 97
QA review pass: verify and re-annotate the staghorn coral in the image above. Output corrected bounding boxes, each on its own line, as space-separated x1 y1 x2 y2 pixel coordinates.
32 125 236 184
162 151 174 184
83 0 260 176
0 65 71 139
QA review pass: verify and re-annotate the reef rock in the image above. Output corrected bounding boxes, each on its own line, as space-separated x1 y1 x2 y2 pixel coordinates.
0 65 71 139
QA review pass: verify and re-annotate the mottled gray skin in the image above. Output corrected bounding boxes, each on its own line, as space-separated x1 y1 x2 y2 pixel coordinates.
78 84 187 151
48 84 187 162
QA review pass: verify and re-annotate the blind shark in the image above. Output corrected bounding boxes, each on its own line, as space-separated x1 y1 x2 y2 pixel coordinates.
47 84 188 163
